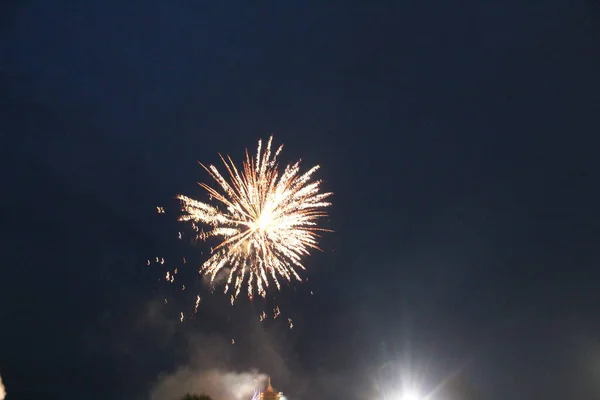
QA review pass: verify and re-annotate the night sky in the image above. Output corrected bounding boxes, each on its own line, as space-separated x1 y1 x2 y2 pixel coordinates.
1 2 600 400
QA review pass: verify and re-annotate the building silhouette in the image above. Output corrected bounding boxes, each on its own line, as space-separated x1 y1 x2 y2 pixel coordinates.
259 377 282 400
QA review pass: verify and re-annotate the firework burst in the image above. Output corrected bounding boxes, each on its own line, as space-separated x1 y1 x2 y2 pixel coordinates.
177 136 332 302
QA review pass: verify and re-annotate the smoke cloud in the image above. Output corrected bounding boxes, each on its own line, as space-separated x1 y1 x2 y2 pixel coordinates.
151 368 265 400
147 308 287 400
0 372 6 400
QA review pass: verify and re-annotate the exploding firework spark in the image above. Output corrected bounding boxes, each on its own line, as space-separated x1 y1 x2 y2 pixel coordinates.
177 136 332 301
251 384 260 400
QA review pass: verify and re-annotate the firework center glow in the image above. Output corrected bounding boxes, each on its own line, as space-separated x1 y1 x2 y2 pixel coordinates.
255 209 273 232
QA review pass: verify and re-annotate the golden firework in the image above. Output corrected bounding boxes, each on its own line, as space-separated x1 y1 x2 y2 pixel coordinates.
177 136 332 301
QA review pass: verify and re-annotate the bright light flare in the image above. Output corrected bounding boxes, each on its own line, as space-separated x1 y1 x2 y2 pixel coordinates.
398 390 421 400
177 136 332 302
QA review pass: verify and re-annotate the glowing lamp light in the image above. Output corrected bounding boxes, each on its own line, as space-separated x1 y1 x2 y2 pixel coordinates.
398 390 421 400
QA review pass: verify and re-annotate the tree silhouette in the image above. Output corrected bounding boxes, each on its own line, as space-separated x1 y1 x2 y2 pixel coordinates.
180 394 212 400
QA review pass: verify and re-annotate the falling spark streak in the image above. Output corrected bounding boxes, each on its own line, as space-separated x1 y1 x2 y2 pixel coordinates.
177 136 332 302
194 295 201 313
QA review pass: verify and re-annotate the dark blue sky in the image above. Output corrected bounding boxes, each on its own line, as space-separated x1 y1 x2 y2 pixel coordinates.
1 1 599 399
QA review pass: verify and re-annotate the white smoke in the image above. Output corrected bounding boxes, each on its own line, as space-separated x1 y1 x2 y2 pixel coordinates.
151 368 266 400
144 298 293 400
0 371 6 400
147 326 272 400
201 267 230 288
